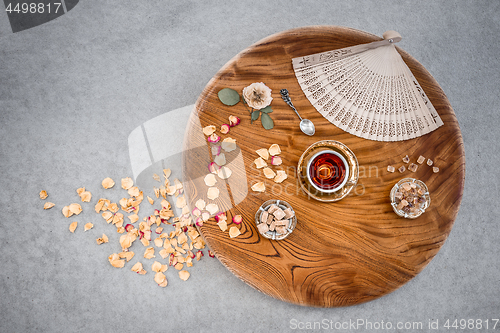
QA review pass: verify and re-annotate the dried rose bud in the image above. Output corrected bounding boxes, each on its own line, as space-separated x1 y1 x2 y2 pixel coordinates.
214 211 226 222
208 250 215 258
125 224 134 232
220 124 230 134
232 214 243 224
271 156 282 166
183 226 188 232
208 162 220 174
229 115 240 127
207 133 221 143
195 217 203 227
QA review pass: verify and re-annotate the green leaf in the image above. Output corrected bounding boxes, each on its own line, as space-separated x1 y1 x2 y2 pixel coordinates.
218 88 240 106
260 113 274 130
260 106 273 113
251 110 260 124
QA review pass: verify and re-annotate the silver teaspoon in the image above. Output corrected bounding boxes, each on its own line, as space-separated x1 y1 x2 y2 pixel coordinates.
280 89 315 136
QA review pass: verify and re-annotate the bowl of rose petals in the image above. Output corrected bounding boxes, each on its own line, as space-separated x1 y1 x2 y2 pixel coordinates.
390 178 430 219
255 199 297 240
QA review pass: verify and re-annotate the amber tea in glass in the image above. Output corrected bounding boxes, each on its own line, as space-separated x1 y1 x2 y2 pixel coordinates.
307 150 347 192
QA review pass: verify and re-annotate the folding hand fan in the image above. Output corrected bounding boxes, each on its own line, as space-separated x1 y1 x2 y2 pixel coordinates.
292 31 443 141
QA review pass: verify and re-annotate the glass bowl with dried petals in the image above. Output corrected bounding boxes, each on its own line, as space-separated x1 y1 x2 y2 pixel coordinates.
390 178 430 219
254 199 297 241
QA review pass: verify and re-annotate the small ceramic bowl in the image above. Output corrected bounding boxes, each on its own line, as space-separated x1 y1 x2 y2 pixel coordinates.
254 199 297 241
390 178 431 219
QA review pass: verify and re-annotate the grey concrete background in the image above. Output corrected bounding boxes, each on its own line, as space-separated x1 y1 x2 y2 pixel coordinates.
1 1 499 332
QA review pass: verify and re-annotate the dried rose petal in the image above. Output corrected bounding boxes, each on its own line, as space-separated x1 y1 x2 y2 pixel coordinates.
196 250 204 261
79 191 92 202
251 182 265 192
263 167 276 179
195 199 206 211
191 208 201 218
119 251 135 262
208 133 221 143
147 196 154 205
229 115 240 127
120 177 133 190
255 148 269 160
232 215 243 224
214 153 226 166
176 196 186 208
108 253 125 268
274 170 287 183
220 124 230 134
69 221 78 233
208 250 215 258
178 270 190 281
254 157 267 169
201 212 210 222
229 226 241 238
221 138 237 152
96 234 108 245
43 202 55 210
217 166 232 179
39 190 48 200
127 214 139 223
153 173 161 182
217 220 228 232
206 203 219 215
69 203 82 215
211 145 222 156
204 174 217 187
84 223 93 231
128 186 140 197
207 187 220 200
268 144 281 156
195 217 203 227
154 272 167 285
131 262 146 275
271 156 282 166
154 238 163 247
144 247 155 259
202 125 216 136
214 211 226 222
102 177 115 189
208 162 221 174
152 261 167 273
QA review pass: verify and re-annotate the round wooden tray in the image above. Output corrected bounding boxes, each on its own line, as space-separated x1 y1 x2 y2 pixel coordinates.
182 26 465 307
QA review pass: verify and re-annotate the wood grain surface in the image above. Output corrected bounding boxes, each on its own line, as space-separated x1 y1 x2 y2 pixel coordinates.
182 26 465 307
